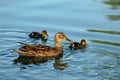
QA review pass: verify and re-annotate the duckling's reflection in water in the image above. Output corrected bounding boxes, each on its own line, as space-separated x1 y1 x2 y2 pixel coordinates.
13 54 67 70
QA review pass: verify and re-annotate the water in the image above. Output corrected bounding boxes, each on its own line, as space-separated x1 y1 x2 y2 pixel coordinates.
0 0 120 80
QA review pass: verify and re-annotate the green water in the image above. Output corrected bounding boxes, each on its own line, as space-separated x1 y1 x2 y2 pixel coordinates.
0 0 120 80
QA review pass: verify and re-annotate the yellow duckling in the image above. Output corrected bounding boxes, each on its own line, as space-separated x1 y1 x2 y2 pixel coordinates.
69 39 86 50
29 30 48 39
15 32 72 57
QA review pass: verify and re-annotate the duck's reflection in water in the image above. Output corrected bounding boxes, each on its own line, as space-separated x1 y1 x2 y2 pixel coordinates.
53 56 68 70
13 54 67 70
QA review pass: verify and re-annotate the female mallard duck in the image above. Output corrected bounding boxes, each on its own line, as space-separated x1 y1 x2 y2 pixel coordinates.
15 32 72 57
69 39 86 50
29 30 48 39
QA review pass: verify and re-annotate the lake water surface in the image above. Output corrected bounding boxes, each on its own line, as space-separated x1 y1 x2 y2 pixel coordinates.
0 0 120 80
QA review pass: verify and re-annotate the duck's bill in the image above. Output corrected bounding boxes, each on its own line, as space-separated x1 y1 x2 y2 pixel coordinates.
66 38 73 43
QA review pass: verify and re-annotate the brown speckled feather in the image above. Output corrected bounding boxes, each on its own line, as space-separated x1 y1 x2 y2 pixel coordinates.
16 44 62 57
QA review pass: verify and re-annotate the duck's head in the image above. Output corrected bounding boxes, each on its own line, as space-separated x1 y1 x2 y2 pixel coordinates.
55 32 72 42
41 30 48 38
80 39 86 46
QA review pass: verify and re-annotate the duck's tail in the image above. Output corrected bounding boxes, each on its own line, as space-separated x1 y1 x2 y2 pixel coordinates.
16 42 31 46
16 42 27 45
14 48 27 56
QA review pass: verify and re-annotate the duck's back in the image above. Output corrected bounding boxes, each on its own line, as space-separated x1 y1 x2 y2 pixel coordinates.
15 44 63 57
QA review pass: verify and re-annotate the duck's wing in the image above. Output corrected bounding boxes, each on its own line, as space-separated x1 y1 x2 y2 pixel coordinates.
18 42 51 51
17 42 29 45
17 42 34 49
34 45 53 51
16 42 59 57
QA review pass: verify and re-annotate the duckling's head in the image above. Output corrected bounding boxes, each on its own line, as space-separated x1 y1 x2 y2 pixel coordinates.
80 39 86 46
41 30 48 37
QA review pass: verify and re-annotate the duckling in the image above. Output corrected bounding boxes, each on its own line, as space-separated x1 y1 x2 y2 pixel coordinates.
15 32 72 57
41 30 48 44
69 39 86 50
29 30 48 39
